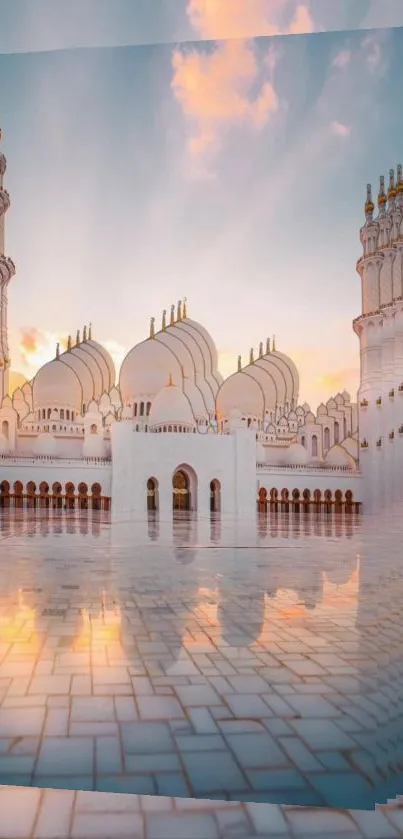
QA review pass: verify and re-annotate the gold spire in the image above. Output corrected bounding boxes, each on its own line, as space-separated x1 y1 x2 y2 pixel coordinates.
150 317 155 339
397 164 403 195
237 355 242 372
177 300 182 321
183 297 187 318
170 304 175 326
88 323 92 340
83 325 87 342
162 309 166 331
56 342 60 359
365 183 374 218
388 168 397 203
259 341 263 358
76 329 80 346
167 372 174 387
67 335 72 352
378 175 387 211
272 335 276 351
249 347 254 364
266 337 271 354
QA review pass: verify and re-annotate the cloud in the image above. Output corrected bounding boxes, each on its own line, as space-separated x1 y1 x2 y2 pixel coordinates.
19 327 66 373
172 0 315 175
362 31 388 77
102 339 127 374
332 49 351 69
172 39 279 174
331 121 351 137
186 0 314 40
314 367 359 395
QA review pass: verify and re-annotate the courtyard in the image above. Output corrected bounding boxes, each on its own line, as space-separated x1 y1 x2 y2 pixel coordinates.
0 507 403 836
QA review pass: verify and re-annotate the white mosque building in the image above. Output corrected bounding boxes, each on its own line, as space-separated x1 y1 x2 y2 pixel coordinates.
1 132 402 517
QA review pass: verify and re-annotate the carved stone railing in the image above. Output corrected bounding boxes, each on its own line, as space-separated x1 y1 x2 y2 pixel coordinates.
256 463 357 474
0 455 111 467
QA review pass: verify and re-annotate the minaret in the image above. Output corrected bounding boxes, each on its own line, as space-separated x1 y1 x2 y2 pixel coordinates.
0 129 16 401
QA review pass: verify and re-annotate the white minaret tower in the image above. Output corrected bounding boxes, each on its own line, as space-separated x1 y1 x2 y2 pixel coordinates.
0 128 16 402
354 168 403 512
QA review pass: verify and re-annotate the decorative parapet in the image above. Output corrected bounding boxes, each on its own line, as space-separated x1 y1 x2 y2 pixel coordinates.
256 463 357 474
0 455 111 467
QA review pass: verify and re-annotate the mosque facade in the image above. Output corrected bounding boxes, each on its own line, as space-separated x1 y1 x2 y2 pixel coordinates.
1 133 402 516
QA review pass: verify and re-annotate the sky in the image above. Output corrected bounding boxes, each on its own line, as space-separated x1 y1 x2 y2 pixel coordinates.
1 1 403 409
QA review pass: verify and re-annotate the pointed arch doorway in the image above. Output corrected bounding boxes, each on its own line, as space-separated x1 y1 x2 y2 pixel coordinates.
172 469 191 512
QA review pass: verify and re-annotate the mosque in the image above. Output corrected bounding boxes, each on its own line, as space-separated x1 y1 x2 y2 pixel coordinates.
0 130 402 516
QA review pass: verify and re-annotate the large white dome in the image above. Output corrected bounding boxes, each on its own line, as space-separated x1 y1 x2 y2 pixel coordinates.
216 371 265 422
120 339 183 405
32 359 82 411
149 382 194 429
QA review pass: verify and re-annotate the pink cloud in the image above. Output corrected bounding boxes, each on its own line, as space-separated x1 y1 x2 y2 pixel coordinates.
332 49 351 69
172 39 279 171
331 121 351 137
186 0 314 40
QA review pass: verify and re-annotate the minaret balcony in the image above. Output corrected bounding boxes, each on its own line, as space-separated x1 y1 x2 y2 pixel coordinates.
360 439 369 449
0 187 10 216
360 399 369 407
389 389 395 398
376 397 382 406
389 430 395 440
0 255 16 282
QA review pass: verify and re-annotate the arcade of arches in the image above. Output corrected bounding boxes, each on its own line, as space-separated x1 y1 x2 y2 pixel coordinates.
257 486 359 512
0 480 110 511
146 472 222 513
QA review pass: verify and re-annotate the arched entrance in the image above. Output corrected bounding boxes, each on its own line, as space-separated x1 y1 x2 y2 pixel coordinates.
147 478 159 512
173 470 191 512
210 479 221 513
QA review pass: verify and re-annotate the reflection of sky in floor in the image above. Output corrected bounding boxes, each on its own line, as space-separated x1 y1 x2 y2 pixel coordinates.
0 508 402 809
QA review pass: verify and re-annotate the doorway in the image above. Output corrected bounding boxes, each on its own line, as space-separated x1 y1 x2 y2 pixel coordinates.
173 470 191 512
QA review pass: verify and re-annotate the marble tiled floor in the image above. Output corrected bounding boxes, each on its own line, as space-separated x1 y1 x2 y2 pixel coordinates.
0 508 403 826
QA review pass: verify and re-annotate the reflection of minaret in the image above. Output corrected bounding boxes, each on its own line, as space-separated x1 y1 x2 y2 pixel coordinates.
0 129 16 401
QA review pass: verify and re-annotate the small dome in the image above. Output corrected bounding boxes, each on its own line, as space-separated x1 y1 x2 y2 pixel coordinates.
305 411 316 424
216 372 264 422
82 434 106 458
149 382 194 430
0 433 10 454
283 442 309 465
325 444 354 468
33 359 82 410
33 432 58 456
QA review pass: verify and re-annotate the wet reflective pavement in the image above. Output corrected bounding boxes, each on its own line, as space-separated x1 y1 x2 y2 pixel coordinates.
0 508 402 825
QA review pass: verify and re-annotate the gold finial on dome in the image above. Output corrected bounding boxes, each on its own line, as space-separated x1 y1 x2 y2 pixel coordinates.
378 175 387 212
365 183 374 219
272 335 276 351
266 337 271 354
259 341 263 358
249 347 254 364
397 164 403 196
67 335 72 352
237 355 242 371
83 325 87 342
170 304 175 326
167 372 174 387
177 300 182 321
56 342 60 359
150 317 155 339
88 322 92 340
183 297 187 318
162 309 166 331
76 329 80 346
388 168 397 204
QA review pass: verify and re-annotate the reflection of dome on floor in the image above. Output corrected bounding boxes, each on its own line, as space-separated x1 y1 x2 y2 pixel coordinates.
217 593 265 647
